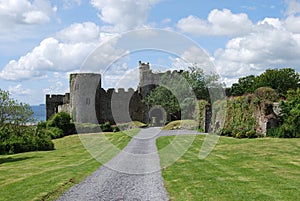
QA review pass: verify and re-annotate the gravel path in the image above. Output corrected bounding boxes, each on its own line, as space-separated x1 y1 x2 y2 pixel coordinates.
57 128 203 201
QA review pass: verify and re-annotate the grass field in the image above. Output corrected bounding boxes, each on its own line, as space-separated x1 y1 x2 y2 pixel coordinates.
157 135 300 201
163 120 198 130
0 129 139 201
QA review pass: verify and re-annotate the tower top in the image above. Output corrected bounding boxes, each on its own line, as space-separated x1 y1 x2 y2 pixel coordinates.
139 61 150 70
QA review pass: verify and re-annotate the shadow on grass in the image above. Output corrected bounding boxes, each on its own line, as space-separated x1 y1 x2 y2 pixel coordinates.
0 156 39 164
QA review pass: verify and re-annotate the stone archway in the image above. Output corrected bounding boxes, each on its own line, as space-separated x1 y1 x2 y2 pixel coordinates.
149 106 167 127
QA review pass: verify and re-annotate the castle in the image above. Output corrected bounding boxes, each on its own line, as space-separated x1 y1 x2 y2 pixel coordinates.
46 61 281 135
46 61 183 126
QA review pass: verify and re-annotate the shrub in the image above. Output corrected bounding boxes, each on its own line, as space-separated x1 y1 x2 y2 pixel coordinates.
245 130 258 138
218 128 232 137
270 89 300 138
255 87 279 102
47 112 76 135
112 125 120 132
47 127 64 139
0 126 54 154
100 122 113 132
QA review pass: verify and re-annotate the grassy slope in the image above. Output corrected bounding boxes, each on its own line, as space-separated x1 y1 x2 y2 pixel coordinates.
157 135 300 201
0 129 139 201
163 120 198 130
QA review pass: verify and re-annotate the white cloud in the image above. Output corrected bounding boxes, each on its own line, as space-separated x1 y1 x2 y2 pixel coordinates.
177 9 253 36
63 0 81 9
22 10 50 24
175 5 300 86
170 46 215 75
285 0 300 16
284 15 300 33
0 0 56 31
43 81 67 95
0 22 129 81
90 0 161 31
56 22 100 42
0 22 103 81
0 37 98 80
8 84 33 96
258 17 283 30
214 20 300 85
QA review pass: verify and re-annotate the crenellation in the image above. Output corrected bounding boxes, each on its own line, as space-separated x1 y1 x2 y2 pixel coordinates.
46 61 178 125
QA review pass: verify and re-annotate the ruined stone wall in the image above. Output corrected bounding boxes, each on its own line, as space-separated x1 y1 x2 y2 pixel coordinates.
208 95 280 136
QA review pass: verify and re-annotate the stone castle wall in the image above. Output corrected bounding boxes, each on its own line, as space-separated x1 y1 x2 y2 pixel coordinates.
46 61 179 124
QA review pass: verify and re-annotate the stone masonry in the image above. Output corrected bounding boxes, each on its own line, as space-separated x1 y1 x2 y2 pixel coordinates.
46 61 183 125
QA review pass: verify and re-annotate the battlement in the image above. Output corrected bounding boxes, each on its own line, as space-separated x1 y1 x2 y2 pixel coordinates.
46 61 183 124
46 94 66 120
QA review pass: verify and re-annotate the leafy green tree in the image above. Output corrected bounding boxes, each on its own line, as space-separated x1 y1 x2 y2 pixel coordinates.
255 68 300 97
230 75 256 96
276 89 300 138
0 89 34 134
182 66 222 100
0 89 54 154
144 67 222 120
144 86 181 120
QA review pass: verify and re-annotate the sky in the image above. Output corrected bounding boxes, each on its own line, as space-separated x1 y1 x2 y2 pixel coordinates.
0 0 300 105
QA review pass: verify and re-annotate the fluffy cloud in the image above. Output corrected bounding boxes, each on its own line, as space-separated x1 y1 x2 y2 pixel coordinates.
177 9 253 36
0 37 98 80
56 22 100 42
285 0 300 16
214 19 300 84
284 15 300 33
0 0 56 30
43 80 67 95
171 46 215 74
90 0 161 31
0 22 122 81
0 21 130 81
176 7 300 86
8 84 33 96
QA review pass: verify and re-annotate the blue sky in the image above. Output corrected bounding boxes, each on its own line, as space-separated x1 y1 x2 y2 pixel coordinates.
0 0 300 105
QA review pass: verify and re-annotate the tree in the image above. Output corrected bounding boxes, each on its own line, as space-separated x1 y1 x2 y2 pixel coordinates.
255 68 300 97
269 89 300 138
230 75 256 96
0 89 34 133
0 89 55 154
182 66 222 100
144 67 222 120
144 86 181 120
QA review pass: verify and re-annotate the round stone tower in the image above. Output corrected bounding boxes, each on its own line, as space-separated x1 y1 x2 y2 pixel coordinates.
70 73 101 124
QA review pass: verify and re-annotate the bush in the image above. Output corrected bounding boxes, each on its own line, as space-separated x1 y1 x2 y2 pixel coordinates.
0 126 54 154
47 127 64 139
255 87 279 102
47 112 76 135
218 128 232 137
270 89 300 138
100 122 113 132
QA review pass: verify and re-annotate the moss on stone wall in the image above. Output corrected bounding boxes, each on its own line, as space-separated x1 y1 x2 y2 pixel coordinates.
209 94 278 138
220 95 258 138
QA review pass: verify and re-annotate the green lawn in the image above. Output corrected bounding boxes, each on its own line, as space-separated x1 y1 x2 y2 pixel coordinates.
163 120 198 130
157 135 300 201
0 129 139 201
